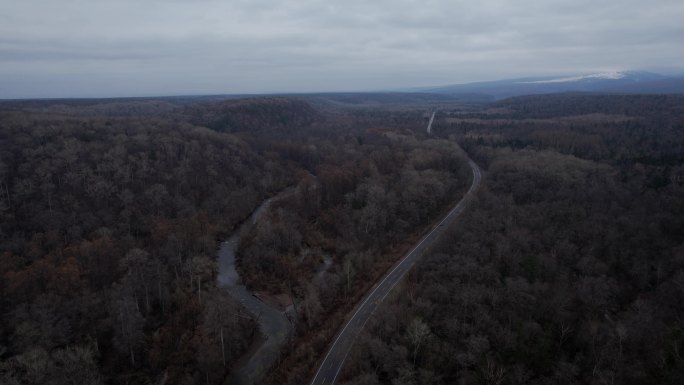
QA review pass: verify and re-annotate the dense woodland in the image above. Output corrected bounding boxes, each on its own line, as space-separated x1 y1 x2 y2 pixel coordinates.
2 94 682 385
0 100 296 384
341 95 684 385
0 96 471 384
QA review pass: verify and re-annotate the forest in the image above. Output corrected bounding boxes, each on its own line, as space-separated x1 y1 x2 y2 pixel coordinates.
0 96 471 384
340 95 684 385
1 94 682 385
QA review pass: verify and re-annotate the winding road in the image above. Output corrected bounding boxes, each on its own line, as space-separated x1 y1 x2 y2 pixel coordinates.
217 181 326 385
217 197 293 385
310 155 482 385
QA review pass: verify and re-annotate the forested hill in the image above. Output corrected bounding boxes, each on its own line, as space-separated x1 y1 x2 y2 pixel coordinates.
5 93 681 385
495 94 684 118
479 94 684 165
0 96 472 384
341 94 684 385
0 104 295 384
184 97 319 133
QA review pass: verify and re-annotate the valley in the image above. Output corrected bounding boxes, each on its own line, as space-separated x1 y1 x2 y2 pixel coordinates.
1 93 683 385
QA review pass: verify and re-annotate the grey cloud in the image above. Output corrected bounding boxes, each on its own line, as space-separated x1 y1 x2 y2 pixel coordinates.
1 0 683 98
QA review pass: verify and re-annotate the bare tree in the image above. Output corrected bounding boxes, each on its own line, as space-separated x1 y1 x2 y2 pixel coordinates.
406 318 430 366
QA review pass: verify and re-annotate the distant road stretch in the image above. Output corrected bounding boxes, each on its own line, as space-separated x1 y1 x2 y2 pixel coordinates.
310 155 482 385
426 110 436 134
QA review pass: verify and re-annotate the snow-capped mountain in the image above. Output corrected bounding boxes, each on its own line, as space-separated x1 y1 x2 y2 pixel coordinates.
521 71 668 84
521 71 629 84
414 71 683 99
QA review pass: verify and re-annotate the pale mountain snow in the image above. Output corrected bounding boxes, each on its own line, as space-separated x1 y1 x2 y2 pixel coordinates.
520 71 627 84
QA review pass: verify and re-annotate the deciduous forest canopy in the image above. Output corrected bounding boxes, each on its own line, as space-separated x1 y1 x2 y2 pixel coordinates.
341 94 684 385
0 94 683 385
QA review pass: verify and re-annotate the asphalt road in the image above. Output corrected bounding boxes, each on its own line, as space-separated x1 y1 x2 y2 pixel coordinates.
310 156 482 385
217 194 294 385
217 235 292 385
426 111 436 134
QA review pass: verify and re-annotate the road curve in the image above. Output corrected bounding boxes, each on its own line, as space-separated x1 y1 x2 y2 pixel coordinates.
217 195 293 385
310 155 482 385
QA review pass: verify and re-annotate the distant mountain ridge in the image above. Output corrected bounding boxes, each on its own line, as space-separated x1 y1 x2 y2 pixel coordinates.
413 71 684 99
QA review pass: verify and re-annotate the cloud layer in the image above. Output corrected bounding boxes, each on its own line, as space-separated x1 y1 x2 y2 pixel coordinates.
1 0 683 98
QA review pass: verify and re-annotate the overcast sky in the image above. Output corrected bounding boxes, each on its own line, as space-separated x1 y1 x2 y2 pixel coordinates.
1 0 683 98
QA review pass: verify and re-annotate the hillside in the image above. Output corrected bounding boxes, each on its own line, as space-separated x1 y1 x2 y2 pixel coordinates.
414 71 684 99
